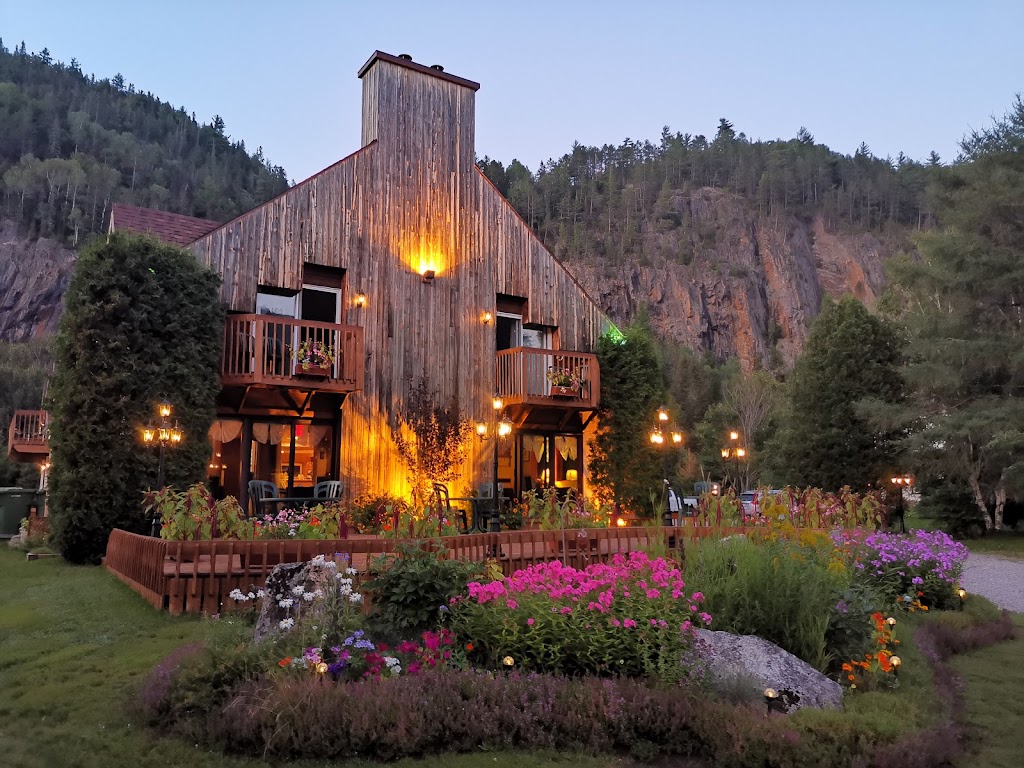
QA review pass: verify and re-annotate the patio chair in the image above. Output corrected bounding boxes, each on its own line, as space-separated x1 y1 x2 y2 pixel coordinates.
313 480 344 500
432 482 471 534
247 480 279 516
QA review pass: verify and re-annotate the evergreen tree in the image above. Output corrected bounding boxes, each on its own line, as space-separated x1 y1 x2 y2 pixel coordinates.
773 296 905 491
48 233 223 563
589 316 667 515
885 97 1024 530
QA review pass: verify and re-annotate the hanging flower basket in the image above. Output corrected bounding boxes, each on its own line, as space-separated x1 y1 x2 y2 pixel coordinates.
293 339 336 378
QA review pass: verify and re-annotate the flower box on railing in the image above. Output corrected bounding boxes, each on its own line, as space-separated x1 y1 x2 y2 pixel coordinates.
296 363 332 378
550 385 581 398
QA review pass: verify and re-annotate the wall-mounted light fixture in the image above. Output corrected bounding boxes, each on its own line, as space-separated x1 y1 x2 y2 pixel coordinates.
354 292 367 308
482 310 493 325
421 268 436 283
475 422 488 440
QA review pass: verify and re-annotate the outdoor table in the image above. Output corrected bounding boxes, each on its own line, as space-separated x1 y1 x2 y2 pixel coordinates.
255 496 318 516
448 497 491 534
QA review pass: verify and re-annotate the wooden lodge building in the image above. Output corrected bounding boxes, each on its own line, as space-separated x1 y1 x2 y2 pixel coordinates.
11 51 611 514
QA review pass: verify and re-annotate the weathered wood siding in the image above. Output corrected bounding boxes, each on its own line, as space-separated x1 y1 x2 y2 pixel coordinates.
190 55 609 500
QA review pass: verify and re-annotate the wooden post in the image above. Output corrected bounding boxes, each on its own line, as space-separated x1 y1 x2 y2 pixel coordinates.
287 422 297 497
240 417 253 516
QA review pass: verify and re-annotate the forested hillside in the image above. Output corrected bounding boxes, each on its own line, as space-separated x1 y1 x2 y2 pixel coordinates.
0 40 289 244
480 120 939 267
479 122 943 368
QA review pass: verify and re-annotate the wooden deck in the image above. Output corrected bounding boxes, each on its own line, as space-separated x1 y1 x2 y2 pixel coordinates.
7 410 50 463
105 525 759 616
221 314 364 393
495 348 599 410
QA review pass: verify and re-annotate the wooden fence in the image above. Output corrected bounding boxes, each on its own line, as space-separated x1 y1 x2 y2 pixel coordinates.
104 524 759 616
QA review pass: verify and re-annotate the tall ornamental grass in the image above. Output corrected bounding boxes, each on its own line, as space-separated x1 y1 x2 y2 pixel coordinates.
685 535 853 671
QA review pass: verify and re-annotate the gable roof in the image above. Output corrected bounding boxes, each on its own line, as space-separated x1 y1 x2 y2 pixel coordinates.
109 203 220 247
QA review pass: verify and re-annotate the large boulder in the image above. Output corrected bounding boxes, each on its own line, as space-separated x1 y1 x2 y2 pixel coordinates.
695 629 844 712
253 558 337 642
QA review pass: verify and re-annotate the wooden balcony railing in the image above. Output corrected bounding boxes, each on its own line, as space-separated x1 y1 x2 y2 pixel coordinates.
496 347 600 409
221 314 364 393
8 409 50 461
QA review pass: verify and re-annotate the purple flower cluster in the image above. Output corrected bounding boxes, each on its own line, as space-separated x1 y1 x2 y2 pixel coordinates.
831 529 969 607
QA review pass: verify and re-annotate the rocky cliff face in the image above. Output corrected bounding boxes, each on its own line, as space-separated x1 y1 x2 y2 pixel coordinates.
562 188 900 370
0 190 901 369
0 220 75 342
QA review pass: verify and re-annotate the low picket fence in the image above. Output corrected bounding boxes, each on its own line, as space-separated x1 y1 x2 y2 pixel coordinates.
104 524 760 616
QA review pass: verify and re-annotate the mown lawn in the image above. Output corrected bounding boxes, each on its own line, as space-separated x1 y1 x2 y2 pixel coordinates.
951 614 1024 768
964 532 1024 561
0 549 620 768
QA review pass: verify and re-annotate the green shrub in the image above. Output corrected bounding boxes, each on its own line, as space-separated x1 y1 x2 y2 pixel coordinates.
685 536 855 670
364 541 480 636
48 233 222 563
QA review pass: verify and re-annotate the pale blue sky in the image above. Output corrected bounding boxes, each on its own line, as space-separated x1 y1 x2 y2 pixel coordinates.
3 1 1021 182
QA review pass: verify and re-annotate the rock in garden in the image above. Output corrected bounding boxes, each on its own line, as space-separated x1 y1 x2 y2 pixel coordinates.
695 629 844 711
254 559 335 642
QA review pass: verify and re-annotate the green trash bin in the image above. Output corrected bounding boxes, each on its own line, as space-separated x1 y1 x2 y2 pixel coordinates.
0 487 42 538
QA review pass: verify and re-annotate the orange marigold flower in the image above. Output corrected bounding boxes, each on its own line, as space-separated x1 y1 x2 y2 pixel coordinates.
921 605 929 611
279 657 292 667
865 653 873 661
842 663 853 672
848 674 856 681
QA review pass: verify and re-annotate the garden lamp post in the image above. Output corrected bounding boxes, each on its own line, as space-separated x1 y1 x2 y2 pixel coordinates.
720 429 747 492
477 395 513 533
649 406 683 525
889 474 912 533
142 401 183 491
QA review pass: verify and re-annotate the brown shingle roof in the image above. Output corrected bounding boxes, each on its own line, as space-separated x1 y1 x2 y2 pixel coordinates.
109 203 220 247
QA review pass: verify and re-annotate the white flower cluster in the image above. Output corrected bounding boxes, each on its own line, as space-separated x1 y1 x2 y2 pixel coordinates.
228 588 265 602
312 554 339 569
383 655 402 675
336 574 363 604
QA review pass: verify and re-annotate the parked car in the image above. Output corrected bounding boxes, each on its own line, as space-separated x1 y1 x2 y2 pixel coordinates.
740 489 781 518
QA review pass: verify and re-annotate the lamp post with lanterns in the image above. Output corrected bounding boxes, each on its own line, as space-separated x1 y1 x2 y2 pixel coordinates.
720 429 747 492
476 395 513 533
141 401 183 491
649 405 683 525
889 474 912 533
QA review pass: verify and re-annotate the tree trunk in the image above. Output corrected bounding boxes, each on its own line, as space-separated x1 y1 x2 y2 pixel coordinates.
993 485 1006 532
968 475 992 530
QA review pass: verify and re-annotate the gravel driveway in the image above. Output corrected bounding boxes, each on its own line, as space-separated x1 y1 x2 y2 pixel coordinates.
961 553 1024 612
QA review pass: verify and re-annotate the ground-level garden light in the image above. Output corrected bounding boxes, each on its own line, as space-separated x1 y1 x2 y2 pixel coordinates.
886 616 897 629
890 655 902 677
958 587 967 610
763 687 778 714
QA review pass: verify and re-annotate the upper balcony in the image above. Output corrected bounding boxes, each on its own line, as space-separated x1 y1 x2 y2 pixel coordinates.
8 410 50 463
222 314 364 394
495 348 600 410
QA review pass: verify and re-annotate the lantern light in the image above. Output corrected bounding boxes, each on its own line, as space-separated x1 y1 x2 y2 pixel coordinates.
672 431 683 444
158 402 172 419
886 617 897 629
729 430 739 441
492 395 504 412
482 310 493 325
890 655 901 676
721 448 730 459
498 415 513 438
354 292 367 308
736 447 746 459
475 422 488 438
142 427 156 444
657 406 670 422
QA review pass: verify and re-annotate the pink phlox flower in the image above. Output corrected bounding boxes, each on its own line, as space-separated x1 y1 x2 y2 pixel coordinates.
527 618 535 626
623 618 637 628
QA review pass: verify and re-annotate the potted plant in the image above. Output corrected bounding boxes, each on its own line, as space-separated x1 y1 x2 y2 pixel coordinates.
293 338 336 377
546 365 583 397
